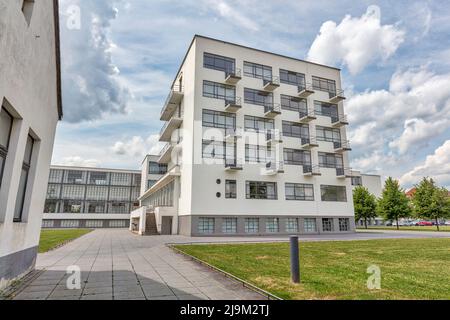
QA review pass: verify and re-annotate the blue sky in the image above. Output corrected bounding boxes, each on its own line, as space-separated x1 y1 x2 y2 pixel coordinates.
53 0 450 188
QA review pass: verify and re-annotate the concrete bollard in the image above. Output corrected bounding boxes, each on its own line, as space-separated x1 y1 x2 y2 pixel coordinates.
290 236 300 283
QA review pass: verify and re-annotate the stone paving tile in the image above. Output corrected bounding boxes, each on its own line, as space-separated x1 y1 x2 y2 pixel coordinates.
81 294 113 300
177 293 209 300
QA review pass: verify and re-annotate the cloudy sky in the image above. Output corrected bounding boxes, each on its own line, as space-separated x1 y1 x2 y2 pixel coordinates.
53 0 450 189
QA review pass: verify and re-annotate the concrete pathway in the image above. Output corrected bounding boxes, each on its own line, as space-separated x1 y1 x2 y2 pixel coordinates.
12 228 450 300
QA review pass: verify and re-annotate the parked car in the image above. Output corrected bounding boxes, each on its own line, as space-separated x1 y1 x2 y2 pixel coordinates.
416 221 433 226
445 221 450 226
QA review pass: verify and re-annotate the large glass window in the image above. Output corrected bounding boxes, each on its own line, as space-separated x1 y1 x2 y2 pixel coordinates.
63 200 83 213
108 201 129 214
245 218 259 233
351 176 362 186
149 162 167 175
314 101 339 119
202 140 235 160
48 169 63 183
321 185 347 202
266 218 279 233
244 115 274 132
225 180 237 199
110 172 132 186
286 218 299 233
202 109 236 129
85 220 104 228
0 108 13 187
198 217 215 234
148 180 158 189
61 220 80 228
316 126 341 143
285 183 314 201
244 88 273 107
339 218 350 232
304 218 317 233
14 135 34 222
109 187 131 201
46 184 61 199
284 148 311 166
65 170 84 184
44 200 58 213
86 201 106 213
222 218 237 234
281 95 307 113
318 152 344 169
312 76 337 96
204 52 236 74
88 172 109 185
62 185 85 200
203 81 236 102
244 61 272 80
322 218 334 232
280 69 306 87
245 145 274 164
246 181 277 200
282 121 310 139
85 186 108 200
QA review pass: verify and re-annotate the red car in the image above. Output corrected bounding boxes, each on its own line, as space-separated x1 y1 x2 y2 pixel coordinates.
416 221 433 226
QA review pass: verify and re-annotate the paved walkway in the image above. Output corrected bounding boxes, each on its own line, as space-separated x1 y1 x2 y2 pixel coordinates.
12 228 450 300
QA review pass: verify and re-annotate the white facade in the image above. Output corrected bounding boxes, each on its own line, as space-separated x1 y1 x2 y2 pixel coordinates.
42 166 145 229
350 171 383 198
139 35 356 236
0 0 62 289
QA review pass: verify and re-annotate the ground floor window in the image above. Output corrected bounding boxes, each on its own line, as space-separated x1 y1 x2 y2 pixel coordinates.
85 220 104 228
322 218 334 232
109 220 128 228
63 200 83 213
87 201 106 213
321 185 347 202
266 218 279 233
108 201 129 214
222 218 237 234
286 218 299 233
60 220 80 228
304 218 317 233
42 220 54 228
44 200 58 213
245 218 259 233
198 217 215 234
339 218 350 231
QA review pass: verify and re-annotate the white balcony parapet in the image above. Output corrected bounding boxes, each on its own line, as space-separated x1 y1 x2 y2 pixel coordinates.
336 167 353 179
331 114 349 128
263 76 280 91
158 142 174 164
266 129 283 145
303 165 321 177
225 158 243 171
225 68 242 85
159 116 183 142
225 97 242 113
265 161 285 175
299 109 317 123
264 103 282 119
329 89 346 104
334 140 352 153
160 85 184 121
225 127 242 143
301 136 319 149
298 83 315 98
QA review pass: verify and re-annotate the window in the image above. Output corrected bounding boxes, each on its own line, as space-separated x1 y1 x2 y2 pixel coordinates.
280 69 306 88
63 200 83 213
48 169 63 183
282 121 310 139
304 218 317 233
285 183 314 201
281 95 307 113
225 180 237 199
266 218 279 233
314 101 338 119
246 181 277 200
149 162 167 175
244 115 274 132
44 200 58 213
222 218 237 234
46 184 61 199
339 218 350 232
14 135 34 222
198 217 215 234
61 220 80 228
109 202 129 214
86 186 108 200
42 220 54 228
203 81 236 102
110 172 132 186
316 126 341 143
65 170 84 184
109 220 127 228
202 109 236 129
109 187 131 201
62 185 85 200
202 140 235 160
286 218 299 233
284 149 311 166
244 62 272 80
245 145 274 164
318 152 344 169
89 172 109 185
351 176 363 186
312 76 337 96
322 218 334 232
86 201 106 213
0 107 13 188
321 185 347 202
148 180 158 189
85 220 104 228
244 88 273 107
22 0 35 26
204 53 235 74
245 218 259 233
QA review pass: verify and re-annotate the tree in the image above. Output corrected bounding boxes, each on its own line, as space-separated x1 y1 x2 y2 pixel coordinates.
412 178 450 231
377 177 412 230
353 186 378 229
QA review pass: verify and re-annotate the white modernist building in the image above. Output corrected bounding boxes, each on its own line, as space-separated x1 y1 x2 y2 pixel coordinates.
0 0 62 289
42 166 148 229
136 35 358 236
351 171 384 227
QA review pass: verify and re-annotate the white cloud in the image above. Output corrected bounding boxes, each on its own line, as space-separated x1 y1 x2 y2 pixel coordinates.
55 156 101 168
204 0 259 32
307 5 405 74
112 134 164 159
400 140 450 188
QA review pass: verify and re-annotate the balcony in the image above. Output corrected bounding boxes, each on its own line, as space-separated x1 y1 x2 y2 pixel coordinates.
264 103 282 119
299 109 317 123
303 165 321 177
329 89 346 104
225 127 242 143
334 141 352 153
266 130 283 146
265 161 285 175
159 116 183 142
225 97 242 113
336 167 353 179
263 76 280 91
301 136 319 149
225 158 243 171
331 114 349 128
225 68 242 85
160 85 184 121
298 83 315 98
158 142 174 164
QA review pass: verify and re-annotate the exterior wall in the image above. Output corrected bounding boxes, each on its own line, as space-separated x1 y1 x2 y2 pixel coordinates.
0 0 61 289
42 166 141 228
140 155 166 196
361 174 383 198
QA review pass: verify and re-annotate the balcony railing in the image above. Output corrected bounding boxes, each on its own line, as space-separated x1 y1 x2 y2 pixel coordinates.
303 165 321 176
264 103 282 118
225 127 242 142
298 83 315 98
265 161 284 175
225 97 242 113
263 76 280 91
266 129 283 145
225 158 243 171
301 136 319 149
334 140 352 153
225 68 242 84
299 109 317 123
329 89 346 103
331 114 349 128
336 167 353 178
160 85 184 121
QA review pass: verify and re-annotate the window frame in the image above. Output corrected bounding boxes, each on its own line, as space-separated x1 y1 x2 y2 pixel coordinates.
312 76 337 96
222 217 237 234
320 185 348 202
225 180 237 199
203 80 236 102
280 95 307 113
316 126 341 143
318 152 344 169
244 88 273 107
246 181 278 200
244 61 273 80
244 115 274 132
280 69 306 87
282 121 310 139
284 148 312 166
0 107 14 188
202 109 236 130
203 52 236 74
322 218 335 232
285 183 315 201
198 217 215 234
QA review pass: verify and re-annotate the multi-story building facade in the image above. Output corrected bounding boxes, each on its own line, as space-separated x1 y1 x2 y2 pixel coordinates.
0 1 62 289
351 171 384 227
140 155 168 196
42 166 143 229
138 35 356 236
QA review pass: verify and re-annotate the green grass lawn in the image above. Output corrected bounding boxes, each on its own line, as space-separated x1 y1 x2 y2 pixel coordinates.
358 226 450 232
39 229 92 253
174 238 450 300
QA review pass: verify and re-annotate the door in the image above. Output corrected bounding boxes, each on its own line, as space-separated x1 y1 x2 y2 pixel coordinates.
161 216 173 235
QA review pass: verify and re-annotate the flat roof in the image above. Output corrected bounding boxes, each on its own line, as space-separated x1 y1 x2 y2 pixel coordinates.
50 165 140 174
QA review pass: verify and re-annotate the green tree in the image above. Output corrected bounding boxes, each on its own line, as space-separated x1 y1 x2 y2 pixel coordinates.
353 186 378 229
377 177 412 230
412 178 450 231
